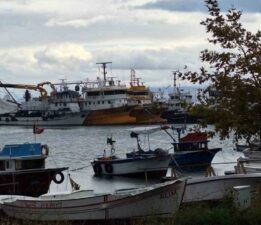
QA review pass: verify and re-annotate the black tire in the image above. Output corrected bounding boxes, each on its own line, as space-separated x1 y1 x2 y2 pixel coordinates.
53 172 65 184
93 164 102 176
105 163 113 174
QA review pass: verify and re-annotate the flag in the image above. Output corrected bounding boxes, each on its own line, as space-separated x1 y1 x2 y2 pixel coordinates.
33 123 44 134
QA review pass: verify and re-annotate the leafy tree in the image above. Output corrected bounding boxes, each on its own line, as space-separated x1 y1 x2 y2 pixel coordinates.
177 0 261 141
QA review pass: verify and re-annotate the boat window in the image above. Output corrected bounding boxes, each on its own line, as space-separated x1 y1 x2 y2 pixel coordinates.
6 161 10 169
0 161 5 171
128 91 147 96
16 159 45 170
15 161 22 170
108 100 111 104
98 101 100 104
102 101 104 104
64 103 67 106
87 91 100 96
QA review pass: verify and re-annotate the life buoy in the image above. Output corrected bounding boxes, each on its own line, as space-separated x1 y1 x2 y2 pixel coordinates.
53 172 64 184
41 145 49 156
105 163 113 174
93 164 102 176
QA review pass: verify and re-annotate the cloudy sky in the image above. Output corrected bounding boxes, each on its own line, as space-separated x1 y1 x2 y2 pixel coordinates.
0 0 261 90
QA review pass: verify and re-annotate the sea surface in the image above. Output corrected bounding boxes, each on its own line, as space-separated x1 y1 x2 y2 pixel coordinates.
0 125 244 194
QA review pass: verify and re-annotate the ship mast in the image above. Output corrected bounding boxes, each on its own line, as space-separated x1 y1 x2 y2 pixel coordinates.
172 71 179 94
96 62 112 81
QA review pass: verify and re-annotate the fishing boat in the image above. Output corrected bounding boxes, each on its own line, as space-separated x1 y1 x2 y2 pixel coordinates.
124 125 221 171
80 62 137 125
0 142 67 197
127 69 166 124
81 62 166 125
160 72 199 124
162 173 261 203
1 179 186 221
170 131 222 171
0 81 87 126
91 135 171 178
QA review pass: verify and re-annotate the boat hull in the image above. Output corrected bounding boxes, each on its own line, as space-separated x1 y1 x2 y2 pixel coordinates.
183 173 261 203
84 106 137 125
92 155 171 178
2 180 185 221
129 105 167 124
0 168 67 197
161 110 201 124
0 112 87 126
170 148 222 171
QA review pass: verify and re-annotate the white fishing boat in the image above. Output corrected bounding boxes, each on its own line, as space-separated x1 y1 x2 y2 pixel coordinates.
1 179 185 221
182 173 261 203
91 134 171 178
0 81 88 126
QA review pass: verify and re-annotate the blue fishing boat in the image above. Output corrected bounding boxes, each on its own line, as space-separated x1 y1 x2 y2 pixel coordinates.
170 132 222 171
0 143 68 197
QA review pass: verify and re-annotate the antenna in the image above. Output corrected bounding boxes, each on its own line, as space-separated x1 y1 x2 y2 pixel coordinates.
96 62 112 81
172 71 177 88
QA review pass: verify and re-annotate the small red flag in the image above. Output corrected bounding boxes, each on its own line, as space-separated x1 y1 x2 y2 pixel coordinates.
33 124 44 134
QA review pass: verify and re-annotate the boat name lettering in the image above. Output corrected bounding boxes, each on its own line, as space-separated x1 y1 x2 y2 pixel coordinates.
22 202 36 208
40 202 62 208
160 190 177 199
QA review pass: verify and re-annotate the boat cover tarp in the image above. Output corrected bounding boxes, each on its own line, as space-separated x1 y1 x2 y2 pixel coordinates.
128 125 170 135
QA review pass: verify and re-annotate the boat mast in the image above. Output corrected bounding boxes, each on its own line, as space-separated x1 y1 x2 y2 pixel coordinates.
96 62 112 81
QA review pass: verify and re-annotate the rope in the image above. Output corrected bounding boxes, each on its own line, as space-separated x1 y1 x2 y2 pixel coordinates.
70 164 92 172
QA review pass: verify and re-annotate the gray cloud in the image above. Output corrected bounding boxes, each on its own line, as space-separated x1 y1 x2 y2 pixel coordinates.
93 46 202 71
139 0 261 13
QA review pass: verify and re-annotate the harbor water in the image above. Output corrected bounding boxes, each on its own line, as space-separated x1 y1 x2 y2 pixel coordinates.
0 125 244 194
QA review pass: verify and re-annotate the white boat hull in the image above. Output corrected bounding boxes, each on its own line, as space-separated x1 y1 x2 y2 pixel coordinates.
92 155 171 177
2 180 185 221
0 112 87 126
183 173 261 203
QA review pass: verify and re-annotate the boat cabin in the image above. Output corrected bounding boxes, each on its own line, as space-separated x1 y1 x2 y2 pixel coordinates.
173 133 209 152
0 143 47 172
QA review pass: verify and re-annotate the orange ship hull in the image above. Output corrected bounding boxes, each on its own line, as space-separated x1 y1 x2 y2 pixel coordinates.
84 106 137 125
84 105 167 125
130 105 167 124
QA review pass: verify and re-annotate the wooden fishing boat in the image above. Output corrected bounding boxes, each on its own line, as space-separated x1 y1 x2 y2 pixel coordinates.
1 179 186 221
91 135 171 178
0 143 68 197
170 131 222 171
182 173 261 203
